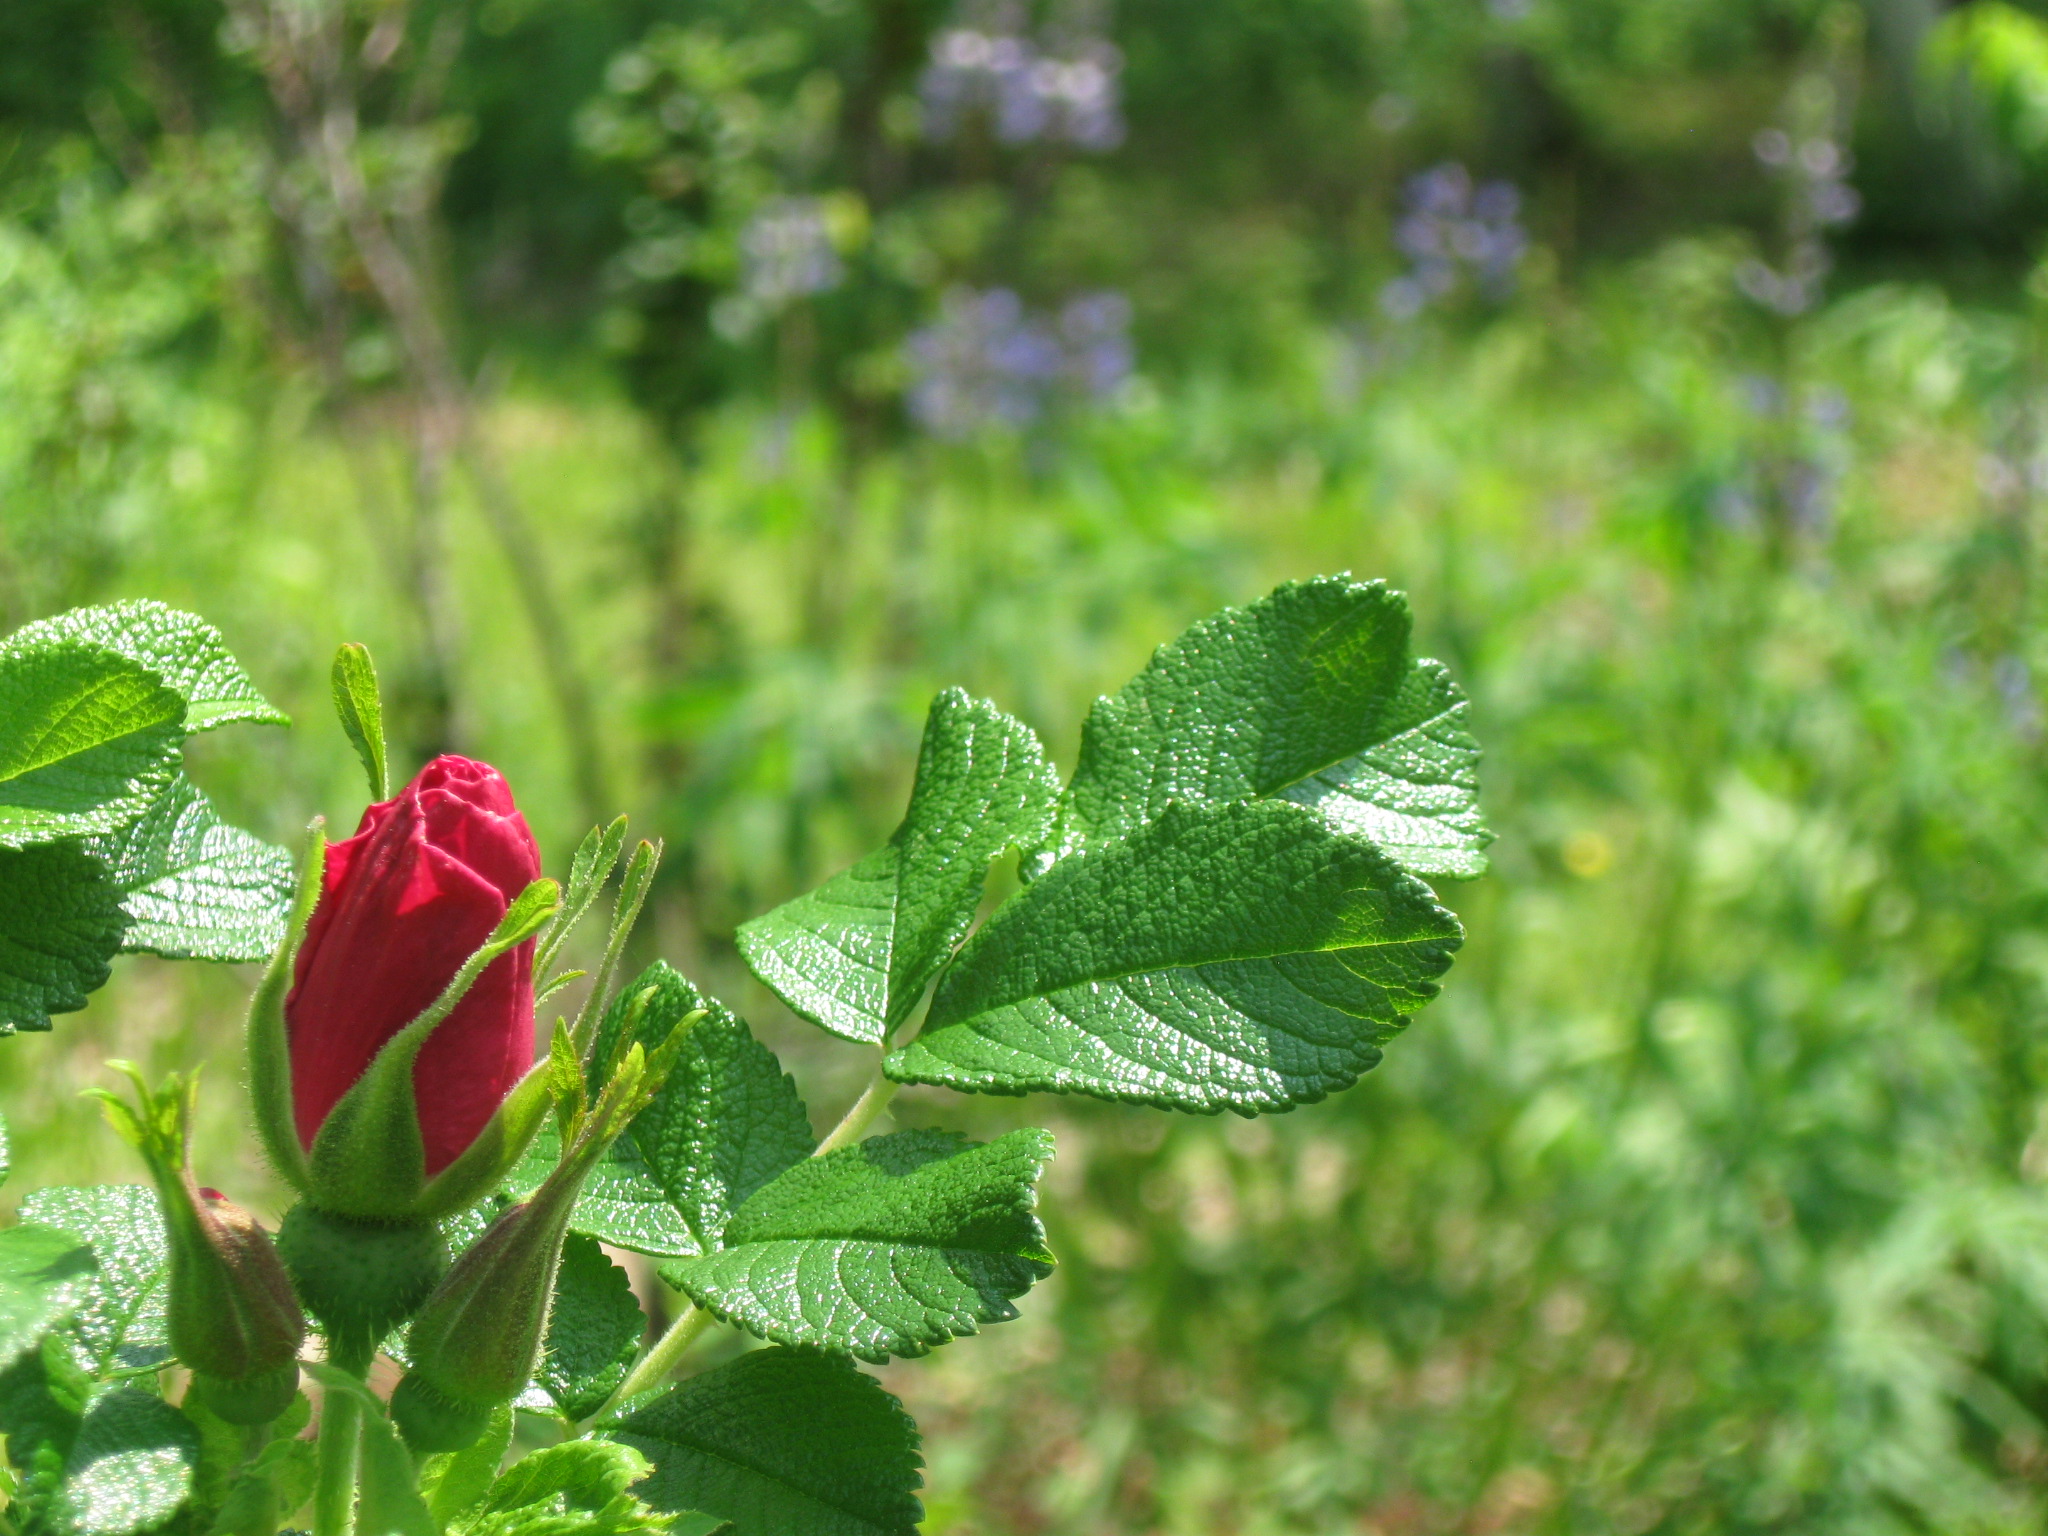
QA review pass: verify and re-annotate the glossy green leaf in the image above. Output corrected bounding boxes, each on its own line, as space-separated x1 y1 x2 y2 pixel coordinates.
607 1347 922 1536
87 775 294 962
662 1128 1054 1363
888 799 1464 1112
0 1225 98 1372
6 602 286 734
738 689 1058 1044
0 640 185 850
1037 576 1491 878
0 842 127 1033
17 1186 169 1378
537 1234 646 1420
61 1387 198 1535
512 964 813 1259
455 1440 683 1536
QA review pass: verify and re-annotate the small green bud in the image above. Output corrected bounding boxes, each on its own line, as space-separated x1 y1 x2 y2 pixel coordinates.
90 1067 306 1424
275 1205 446 1360
394 1025 689 1450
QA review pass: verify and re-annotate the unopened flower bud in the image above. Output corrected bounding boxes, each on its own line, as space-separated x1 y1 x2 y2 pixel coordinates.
392 1015 692 1451
92 1068 306 1424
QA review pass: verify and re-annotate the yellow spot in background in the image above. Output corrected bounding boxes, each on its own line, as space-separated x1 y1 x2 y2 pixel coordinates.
1562 830 1613 879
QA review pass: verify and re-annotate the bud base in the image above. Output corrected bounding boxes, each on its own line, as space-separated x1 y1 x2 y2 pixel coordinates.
190 1364 302 1425
390 1372 492 1454
277 1206 446 1356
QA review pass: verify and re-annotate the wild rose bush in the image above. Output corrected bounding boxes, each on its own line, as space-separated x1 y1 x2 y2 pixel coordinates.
0 578 1487 1536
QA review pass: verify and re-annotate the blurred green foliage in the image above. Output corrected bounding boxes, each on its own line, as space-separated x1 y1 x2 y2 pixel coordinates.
10 0 2048 1532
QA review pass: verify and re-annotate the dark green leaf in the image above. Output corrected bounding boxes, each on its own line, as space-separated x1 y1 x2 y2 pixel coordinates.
888 799 1463 1113
538 1235 646 1421
662 1129 1054 1363
0 842 127 1034
0 640 185 849
607 1347 922 1536
1038 576 1491 878
18 1186 170 1378
738 690 1058 1045
510 965 813 1259
6 603 286 733
61 1386 198 1535
0 1225 98 1372
330 643 389 801
87 775 294 962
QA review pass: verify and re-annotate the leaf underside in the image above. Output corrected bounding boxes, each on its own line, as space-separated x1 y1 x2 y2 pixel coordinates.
662 1128 1055 1362
887 799 1464 1113
738 689 1058 1045
607 1347 923 1536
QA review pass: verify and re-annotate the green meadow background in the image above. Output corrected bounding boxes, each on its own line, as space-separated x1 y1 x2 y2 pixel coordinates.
10 0 2048 1530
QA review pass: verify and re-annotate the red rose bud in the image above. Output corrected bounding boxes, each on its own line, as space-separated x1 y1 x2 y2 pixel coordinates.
92 1068 306 1424
391 1017 692 1451
247 756 561 1226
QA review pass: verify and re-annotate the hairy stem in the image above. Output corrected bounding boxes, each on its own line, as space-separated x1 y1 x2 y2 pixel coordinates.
814 1065 899 1157
592 1303 715 1422
311 1342 372 1536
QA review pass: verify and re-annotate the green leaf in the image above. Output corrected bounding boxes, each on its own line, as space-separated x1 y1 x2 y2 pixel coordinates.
738 690 1058 1045
0 1225 98 1372
607 1347 922 1536
537 1235 646 1421
538 818 629 980
17 1187 169 1379
1278 657 1491 879
87 775 294 962
0 842 127 1033
422 1405 513 1528
455 1440 683 1536
203 1433 316 1536
331 643 389 801
511 965 813 1259
661 1129 1054 1363
0 640 185 849
1038 576 1491 878
6 603 286 734
61 1387 199 1535
888 799 1464 1113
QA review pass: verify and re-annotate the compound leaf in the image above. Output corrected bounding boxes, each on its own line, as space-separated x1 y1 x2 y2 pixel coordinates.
0 1225 98 1373
0 640 185 849
738 690 1058 1045
7 603 286 734
1038 576 1490 879
536 1234 646 1421
88 775 294 962
18 1186 169 1378
61 1386 198 1536
888 799 1463 1113
510 964 813 1259
0 842 127 1034
662 1129 1054 1363
607 1347 922 1536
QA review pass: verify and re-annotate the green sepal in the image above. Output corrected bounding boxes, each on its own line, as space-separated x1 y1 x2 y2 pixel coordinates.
303 879 559 1221
330 643 389 802
245 822 326 1196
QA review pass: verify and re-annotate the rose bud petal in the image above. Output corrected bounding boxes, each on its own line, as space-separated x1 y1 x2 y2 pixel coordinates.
287 755 543 1177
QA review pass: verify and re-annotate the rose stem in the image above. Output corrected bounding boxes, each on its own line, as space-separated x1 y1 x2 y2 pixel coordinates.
311 1342 373 1536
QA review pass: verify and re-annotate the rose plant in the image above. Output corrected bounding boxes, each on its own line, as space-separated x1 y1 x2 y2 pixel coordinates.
0 577 1488 1536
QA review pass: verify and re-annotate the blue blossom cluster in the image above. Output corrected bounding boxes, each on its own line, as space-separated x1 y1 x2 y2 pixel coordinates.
920 3 1124 151
1713 377 1851 539
739 198 844 306
906 286 1133 437
1380 163 1528 320
1737 130 1859 316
